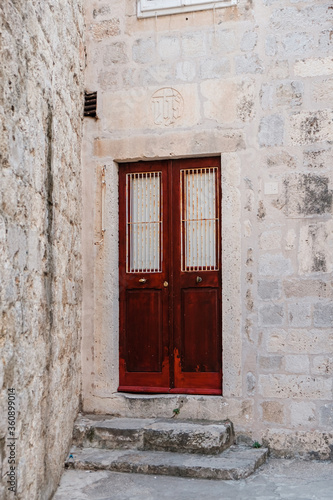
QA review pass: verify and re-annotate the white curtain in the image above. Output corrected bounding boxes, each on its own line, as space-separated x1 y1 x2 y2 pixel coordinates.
127 172 162 273
181 168 218 271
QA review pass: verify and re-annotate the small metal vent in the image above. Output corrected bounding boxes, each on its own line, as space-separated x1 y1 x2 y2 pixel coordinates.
84 91 97 117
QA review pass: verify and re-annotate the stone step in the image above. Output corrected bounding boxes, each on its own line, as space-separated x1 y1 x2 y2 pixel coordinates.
66 445 268 480
73 415 234 455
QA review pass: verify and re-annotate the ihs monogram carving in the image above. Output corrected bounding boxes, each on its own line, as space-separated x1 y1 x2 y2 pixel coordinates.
151 88 184 126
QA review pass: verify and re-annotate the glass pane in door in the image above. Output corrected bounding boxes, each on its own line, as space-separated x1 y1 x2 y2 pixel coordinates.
126 172 162 273
180 168 219 271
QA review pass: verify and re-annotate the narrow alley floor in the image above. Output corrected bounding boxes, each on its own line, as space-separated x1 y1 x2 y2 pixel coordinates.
54 457 333 500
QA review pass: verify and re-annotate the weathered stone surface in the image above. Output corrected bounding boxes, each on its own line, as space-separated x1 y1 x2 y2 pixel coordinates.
266 151 297 169
143 420 233 455
285 355 310 374
287 303 312 328
73 415 233 455
158 36 181 61
246 372 256 395
93 130 246 159
284 174 332 216
103 42 127 64
298 222 333 275
289 110 333 145
241 31 257 52
92 19 120 40
259 230 282 251
73 416 152 450
237 79 255 122
262 429 333 460
261 401 284 424
258 115 284 147
221 153 242 399
276 81 303 107
284 229 296 251
314 303 333 327
176 61 196 81
270 6 333 32
235 54 264 74
279 33 314 56
93 5 112 18
200 58 230 79
267 329 333 354
294 57 333 77
207 29 237 54
259 356 283 371
53 459 333 499
312 78 333 102
259 254 293 276
98 70 119 90
102 84 200 130
259 375 331 399
0 1 84 499
283 279 332 299
66 445 268 480
260 84 275 111
201 80 237 123
258 304 284 327
303 148 333 169
258 280 281 300
290 402 316 427
132 38 154 64
84 393 254 429
312 356 333 376
181 32 206 58
319 403 333 427
265 35 277 56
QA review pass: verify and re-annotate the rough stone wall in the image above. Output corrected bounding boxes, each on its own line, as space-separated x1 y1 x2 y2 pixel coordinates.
82 0 333 459
0 2 84 499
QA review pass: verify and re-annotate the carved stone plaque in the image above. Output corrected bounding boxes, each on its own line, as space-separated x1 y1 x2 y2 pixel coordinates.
151 88 184 126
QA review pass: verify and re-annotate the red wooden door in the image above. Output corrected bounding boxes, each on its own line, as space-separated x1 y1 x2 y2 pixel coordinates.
119 158 222 394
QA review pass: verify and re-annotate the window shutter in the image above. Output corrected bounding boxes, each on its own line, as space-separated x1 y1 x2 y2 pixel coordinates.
137 0 237 18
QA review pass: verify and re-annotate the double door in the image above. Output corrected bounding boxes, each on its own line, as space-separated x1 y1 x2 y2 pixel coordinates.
119 157 222 394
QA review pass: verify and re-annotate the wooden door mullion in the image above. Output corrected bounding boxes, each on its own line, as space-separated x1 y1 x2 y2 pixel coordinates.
167 160 175 391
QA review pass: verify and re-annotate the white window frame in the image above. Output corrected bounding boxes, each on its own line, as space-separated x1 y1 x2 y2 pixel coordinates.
137 0 238 18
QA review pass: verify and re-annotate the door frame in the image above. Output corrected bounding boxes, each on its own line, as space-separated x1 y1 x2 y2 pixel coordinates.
81 150 243 414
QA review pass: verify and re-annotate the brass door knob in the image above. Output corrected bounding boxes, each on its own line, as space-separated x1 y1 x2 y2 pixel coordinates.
196 276 203 283
139 278 147 283
163 281 169 287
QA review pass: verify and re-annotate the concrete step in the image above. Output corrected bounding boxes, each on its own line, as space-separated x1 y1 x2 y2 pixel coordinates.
73 415 234 455
66 445 268 480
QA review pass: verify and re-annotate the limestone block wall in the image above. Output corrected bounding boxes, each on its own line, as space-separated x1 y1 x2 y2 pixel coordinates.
0 2 84 499
82 0 333 458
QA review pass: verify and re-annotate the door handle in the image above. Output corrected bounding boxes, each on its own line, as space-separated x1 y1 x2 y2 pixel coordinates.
163 281 169 287
196 276 203 283
139 278 147 283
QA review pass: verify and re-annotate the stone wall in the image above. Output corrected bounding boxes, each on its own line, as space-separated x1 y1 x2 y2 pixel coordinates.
0 1 84 498
82 0 333 459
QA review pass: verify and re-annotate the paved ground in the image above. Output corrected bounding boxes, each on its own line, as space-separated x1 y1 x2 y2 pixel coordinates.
54 458 333 500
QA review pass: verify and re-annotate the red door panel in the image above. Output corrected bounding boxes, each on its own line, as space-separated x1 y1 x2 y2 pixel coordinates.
125 289 163 372
119 158 222 395
181 288 219 373
119 161 170 392
171 157 222 394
